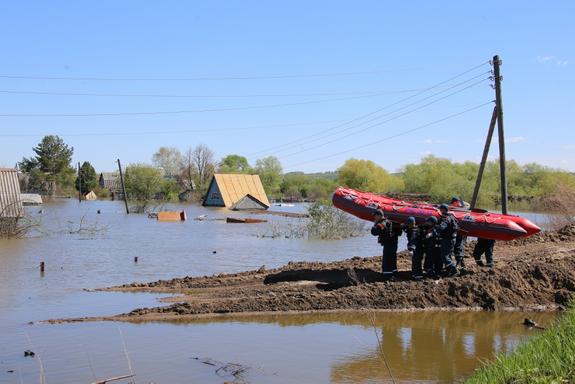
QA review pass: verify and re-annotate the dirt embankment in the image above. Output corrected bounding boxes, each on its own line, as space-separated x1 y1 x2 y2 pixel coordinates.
49 225 575 323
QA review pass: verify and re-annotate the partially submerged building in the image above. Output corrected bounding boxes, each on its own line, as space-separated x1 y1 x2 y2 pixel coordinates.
1 169 24 234
99 172 123 199
83 191 98 200
20 193 43 205
203 174 270 210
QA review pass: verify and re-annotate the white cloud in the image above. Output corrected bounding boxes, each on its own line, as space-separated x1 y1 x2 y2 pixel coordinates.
537 55 568 67
422 138 448 144
420 151 432 156
491 136 526 144
507 136 527 144
537 55 554 63
562 145 575 150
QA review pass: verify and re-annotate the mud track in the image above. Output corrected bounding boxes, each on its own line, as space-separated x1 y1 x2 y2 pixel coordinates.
48 225 575 323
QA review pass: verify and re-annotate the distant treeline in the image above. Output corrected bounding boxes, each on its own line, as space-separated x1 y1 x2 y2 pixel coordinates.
280 156 575 210
16 136 575 211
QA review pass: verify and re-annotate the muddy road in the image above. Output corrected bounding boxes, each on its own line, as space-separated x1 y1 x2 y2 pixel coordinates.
50 224 575 323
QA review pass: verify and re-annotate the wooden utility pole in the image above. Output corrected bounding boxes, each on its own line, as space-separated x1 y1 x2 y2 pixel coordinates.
470 107 498 209
117 159 129 214
77 162 82 203
493 55 508 214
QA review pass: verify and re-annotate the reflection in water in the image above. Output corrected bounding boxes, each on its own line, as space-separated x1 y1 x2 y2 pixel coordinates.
327 311 556 384
462 333 476 358
0 310 558 384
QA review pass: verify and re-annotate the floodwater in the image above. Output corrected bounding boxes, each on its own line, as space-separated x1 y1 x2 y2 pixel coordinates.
0 200 557 383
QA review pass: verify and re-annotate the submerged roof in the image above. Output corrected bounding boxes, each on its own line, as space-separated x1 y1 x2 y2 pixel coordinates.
203 174 270 208
0 168 24 217
231 194 270 210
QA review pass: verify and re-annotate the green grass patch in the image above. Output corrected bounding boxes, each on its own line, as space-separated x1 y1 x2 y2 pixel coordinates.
466 306 575 383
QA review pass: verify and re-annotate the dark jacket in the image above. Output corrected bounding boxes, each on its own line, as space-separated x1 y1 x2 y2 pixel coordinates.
438 213 459 239
403 225 418 251
371 219 402 245
421 225 440 250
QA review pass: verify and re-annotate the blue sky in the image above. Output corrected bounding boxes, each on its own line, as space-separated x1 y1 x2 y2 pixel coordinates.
0 1 573 173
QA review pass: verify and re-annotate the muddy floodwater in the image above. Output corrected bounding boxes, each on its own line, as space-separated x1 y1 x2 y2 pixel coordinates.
0 200 556 383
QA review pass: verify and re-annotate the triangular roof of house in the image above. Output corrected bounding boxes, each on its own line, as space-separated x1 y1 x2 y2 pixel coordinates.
231 194 270 210
203 174 270 208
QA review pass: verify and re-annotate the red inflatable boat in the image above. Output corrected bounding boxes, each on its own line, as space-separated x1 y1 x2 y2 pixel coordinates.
332 187 541 241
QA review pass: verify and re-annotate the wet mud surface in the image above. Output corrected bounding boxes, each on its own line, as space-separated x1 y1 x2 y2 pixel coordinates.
49 225 575 323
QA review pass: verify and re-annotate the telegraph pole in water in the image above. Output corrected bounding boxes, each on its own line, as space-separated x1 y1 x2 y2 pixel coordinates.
493 55 508 214
117 159 129 214
77 162 82 203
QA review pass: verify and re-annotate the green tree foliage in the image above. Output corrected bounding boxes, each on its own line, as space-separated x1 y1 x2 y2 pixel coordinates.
152 147 183 177
75 161 98 194
219 154 252 174
159 178 180 201
280 172 308 200
255 156 283 195
32 135 74 174
400 155 575 207
280 172 336 201
402 155 478 203
18 135 75 195
124 164 163 201
337 159 404 193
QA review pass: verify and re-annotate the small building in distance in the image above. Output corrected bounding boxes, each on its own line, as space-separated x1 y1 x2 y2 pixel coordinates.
20 193 43 205
203 174 270 210
83 191 98 201
0 168 24 219
99 172 123 200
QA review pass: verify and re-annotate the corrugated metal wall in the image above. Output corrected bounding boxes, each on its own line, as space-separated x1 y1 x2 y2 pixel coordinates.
0 168 24 218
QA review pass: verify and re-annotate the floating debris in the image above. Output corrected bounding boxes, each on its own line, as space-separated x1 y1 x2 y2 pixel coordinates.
226 217 267 224
156 211 187 222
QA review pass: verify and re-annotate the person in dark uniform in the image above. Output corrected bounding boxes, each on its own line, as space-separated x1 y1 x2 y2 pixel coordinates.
437 204 459 277
371 209 402 279
450 196 469 269
422 216 442 278
403 216 423 280
473 238 496 267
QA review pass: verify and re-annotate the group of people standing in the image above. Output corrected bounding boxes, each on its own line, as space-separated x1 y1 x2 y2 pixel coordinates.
371 196 495 281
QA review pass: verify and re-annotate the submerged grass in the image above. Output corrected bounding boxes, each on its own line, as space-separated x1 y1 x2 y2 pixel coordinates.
466 305 575 383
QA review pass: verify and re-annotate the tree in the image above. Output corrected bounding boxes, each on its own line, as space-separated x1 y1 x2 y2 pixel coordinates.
180 144 216 192
255 156 283 196
219 154 252 174
18 135 74 195
338 159 404 193
280 172 309 200
402 155 477 203
33 135 74 175
152 147 182 177
124 164 163 201
75 161 98 194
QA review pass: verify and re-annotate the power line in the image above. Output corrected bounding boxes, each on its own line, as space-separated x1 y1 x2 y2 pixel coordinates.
0 118 347 137
0 88 421 99
247 60 491 157
0 92 391 117
0 68 421 82
250 70 490 158
285 101 494 169
280 76 490 159
279 73 490 157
